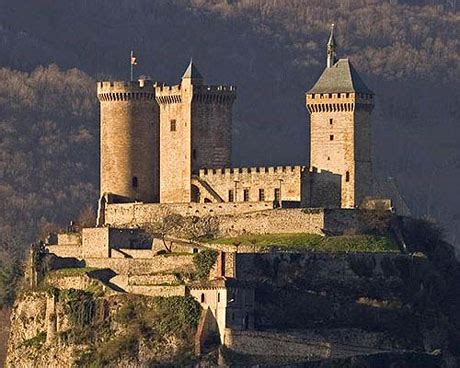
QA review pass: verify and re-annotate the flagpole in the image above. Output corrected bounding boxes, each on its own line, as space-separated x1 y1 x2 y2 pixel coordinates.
130 50 134 82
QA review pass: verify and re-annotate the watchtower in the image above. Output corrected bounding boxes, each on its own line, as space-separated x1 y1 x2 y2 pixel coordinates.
97 80 160 203
155 61 237 203
306 25 374 208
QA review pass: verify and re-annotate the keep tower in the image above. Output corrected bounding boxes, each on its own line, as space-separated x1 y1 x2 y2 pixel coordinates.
306 25 374 208
155 61 236 203
97 80 160 203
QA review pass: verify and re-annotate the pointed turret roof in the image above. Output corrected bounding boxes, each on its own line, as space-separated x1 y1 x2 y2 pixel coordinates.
308 59 373 94
182 59 203 80
327 24 337 49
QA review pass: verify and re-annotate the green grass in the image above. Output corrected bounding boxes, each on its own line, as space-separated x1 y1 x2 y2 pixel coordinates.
46 267 98 278
207 233 399 253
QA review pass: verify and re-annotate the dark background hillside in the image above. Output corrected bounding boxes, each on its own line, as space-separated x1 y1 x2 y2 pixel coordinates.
0 0 459 308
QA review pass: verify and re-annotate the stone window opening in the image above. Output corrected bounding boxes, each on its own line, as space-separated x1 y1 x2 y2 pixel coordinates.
259 188 265 201
243 189 250 202
329 118 333 125
132 176 138 188
274 188 280 202
200 293 205 303
218 293 220 303
346 171 350 182
170 119 176 132
330 135 334 141
228 190 234 202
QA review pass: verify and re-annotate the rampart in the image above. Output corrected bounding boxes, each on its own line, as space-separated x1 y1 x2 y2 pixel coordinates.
104 203 369 237
197 166 305 203
224 328 390 360
104 201 276 226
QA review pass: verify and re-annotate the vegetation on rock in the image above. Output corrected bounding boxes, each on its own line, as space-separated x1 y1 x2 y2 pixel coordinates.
193 249 219 280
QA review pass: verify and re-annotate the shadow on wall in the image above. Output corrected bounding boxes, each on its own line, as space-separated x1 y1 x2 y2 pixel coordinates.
307 169 342 208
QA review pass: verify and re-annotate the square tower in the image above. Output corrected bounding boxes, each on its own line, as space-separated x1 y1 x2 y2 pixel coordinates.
306 26 374 208
155 62 236 203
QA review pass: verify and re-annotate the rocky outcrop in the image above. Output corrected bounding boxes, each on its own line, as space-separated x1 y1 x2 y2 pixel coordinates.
7 291 201 367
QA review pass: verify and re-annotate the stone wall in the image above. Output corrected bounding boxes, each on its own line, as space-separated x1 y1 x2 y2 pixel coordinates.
224 329 330 359
105 204 370 237
82 227 149 258
84 254 194 275
218 208 326 236
224 328 391 359
45 245 83 259
197 166 305 203
104 202 276 227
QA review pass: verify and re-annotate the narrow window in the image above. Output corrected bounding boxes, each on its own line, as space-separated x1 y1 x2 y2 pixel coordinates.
200 293 205 303
329 118 333 125
170 119 176 131
259 188 265 201
346 171 350 182
132 176 138 188
274 188 280 202
232 312 235 321
228 190 234 202
192 149 197 160
218 293 220 303
243 189 250 202
330 135 334 141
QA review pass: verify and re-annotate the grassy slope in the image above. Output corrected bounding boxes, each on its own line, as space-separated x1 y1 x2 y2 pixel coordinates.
208 233 399 252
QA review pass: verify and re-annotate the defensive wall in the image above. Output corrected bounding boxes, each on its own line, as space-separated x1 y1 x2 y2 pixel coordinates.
223 328 391 360
196 165 305 203
104 202 369 237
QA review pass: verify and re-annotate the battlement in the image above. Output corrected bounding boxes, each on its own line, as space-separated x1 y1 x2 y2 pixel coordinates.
97 80 156 101
198 165 304 177
193 85 236 93
306 92 374 113
155 83 236 104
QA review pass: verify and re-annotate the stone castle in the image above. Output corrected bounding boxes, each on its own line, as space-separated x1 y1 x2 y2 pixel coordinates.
11 27 422 366
97 25 376 212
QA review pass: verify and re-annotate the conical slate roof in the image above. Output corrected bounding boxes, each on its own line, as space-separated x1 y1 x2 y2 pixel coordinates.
308 59 373 94
182 60 203 80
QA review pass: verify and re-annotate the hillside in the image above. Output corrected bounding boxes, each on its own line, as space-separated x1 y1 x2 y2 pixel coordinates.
0 0 458 306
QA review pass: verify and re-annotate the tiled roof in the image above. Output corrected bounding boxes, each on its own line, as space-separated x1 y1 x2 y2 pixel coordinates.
308 59 373 94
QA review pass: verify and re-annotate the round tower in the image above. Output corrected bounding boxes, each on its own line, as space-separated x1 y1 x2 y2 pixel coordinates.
97 80 159 203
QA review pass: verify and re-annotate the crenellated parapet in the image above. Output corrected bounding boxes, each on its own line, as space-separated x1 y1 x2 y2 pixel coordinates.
306 92 374 114
97 80 156 102
198 165 304 178
155 83 236 105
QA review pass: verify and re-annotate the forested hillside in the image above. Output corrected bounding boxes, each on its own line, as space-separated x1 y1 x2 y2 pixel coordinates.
0 0 459 306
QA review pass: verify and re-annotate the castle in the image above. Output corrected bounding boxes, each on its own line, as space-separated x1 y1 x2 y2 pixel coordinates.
36 27 401 360
97 25 376 214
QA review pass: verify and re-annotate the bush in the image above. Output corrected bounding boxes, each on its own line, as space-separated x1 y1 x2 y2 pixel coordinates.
193 250 218 280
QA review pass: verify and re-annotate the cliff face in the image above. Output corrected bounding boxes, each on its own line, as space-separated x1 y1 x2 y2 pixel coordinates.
6 290 201 367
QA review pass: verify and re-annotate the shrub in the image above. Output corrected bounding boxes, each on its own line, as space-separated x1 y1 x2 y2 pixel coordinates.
193 250 218 280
